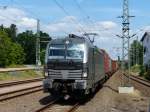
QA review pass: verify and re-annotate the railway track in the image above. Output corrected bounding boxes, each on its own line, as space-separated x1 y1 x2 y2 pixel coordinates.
0 85 43 102
124 73 150 87
131 75 150 84
67 102 80 112
35 99 80 112
0 77 44 88
35 98 59 112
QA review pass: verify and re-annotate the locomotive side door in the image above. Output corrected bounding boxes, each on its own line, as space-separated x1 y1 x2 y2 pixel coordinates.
91 48 95 87
87 47 95 90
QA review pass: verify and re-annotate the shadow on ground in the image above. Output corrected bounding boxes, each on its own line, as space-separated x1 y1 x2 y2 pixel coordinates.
39 95 55 105
103 85 118 93
39 84 104 106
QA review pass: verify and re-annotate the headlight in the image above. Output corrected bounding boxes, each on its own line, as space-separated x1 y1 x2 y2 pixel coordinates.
44 64 49 77
83 72 87 77
44 72 49 77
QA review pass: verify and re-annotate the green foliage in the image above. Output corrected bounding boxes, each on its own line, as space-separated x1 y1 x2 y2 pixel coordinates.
17 30 51 64
8 42 25 64
8 24 17 42
0 24 51 67
17 30 36 64
131 65 141 73
130 40 143 66
0 28 25 67
144 69 150 80
40 49 46 64
0 24 17 42
7 64 25 68
139 65 145 76
0 70 43 81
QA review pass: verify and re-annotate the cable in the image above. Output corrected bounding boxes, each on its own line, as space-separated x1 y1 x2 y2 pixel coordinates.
73 0 95 33
73 0 94 24
11 0 69 35
0 7 18 23
1 15 17 23
53 0 87 34
11 0 39 18
73 0 111 34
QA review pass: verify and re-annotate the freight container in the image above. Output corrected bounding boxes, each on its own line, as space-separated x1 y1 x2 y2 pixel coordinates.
101 49 111 77
109 59 112 72
111 60 118 72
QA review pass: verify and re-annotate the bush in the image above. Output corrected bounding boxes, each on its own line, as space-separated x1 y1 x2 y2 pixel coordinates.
144 69 150 80
139 65 145 76
131 65 141 73
8 42 25 65
0 30 25 67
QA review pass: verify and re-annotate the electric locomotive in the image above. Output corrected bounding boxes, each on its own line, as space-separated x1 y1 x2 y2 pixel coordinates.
43 34 106 99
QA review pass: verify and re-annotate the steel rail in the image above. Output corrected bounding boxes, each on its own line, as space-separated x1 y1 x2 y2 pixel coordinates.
34 98 59 112
67 102 80 112
0 85 42 97
35 100 80 112
123 73 150 87
0 78 44 88
131 75 150 84
0 87 42 102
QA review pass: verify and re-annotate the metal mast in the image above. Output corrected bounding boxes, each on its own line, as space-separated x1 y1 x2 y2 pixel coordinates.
121 0 133 86
136 36 139 65
36 19 41 66
83 33 98 43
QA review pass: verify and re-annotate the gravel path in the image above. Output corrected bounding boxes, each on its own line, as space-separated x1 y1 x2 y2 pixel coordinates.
42 104 72 112
0 91 51 112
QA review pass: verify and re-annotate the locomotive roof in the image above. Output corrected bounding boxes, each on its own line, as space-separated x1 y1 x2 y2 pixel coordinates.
50 37 84 44
49 34 93 47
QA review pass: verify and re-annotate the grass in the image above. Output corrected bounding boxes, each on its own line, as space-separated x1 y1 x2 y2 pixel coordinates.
131 65 141 74
144 69 150 80
131 65 150 81
6 64 25 68
0 70 43 81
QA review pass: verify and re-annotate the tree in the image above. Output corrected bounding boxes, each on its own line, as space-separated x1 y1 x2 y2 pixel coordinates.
17 30 36 64
0 29 25 67
16 30 51 64
0 24 17 42
0 24 51 66
9 24 17 42
130 40 143 66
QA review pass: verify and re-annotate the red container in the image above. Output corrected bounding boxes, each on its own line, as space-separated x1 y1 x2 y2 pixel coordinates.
111 60 118 72
101 49 111 75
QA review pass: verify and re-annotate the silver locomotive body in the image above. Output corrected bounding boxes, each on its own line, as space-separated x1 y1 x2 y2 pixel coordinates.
43 34 105 97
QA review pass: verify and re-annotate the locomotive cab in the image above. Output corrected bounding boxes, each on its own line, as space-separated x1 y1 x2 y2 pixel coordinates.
43 36 90 97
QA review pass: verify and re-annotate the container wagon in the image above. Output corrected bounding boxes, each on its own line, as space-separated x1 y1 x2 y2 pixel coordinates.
111 60 118 73
101 49 112 78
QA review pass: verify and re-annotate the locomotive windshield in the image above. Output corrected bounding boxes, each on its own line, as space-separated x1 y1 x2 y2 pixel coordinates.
49 43 84 60
49 44 65 59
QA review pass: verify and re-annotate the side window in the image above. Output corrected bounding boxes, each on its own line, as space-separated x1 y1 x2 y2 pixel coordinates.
147 37 149 43
144 47 146 54
144 47 147 55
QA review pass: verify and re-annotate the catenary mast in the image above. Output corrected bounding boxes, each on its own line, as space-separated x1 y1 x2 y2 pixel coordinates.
119 0 134 87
